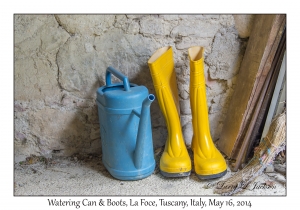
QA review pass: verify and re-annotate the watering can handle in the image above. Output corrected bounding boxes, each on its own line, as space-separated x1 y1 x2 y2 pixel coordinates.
105 66 130 91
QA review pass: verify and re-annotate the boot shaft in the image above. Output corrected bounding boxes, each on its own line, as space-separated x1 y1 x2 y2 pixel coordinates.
189 46 206 88
148 46 180 115
188 46 211 140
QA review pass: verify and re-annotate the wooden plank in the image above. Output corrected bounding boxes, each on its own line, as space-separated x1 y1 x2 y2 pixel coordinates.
217 14 286 158
243 51 284 162
236 28 286 166
275 76 286 116
231 59 273 171
235 51 286 171
234 38 286 171
231 16 286 160
261 52 286 140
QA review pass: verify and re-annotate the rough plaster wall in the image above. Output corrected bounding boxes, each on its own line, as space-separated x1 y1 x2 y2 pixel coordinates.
14 14 248 162
233 15 255 38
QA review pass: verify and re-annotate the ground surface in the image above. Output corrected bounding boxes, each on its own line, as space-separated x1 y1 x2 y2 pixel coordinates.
14 150 286 196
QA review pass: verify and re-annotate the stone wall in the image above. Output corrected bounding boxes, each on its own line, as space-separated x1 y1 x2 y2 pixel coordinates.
14 14 249 162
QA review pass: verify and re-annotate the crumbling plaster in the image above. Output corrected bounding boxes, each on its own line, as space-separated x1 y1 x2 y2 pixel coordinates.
14 14 252 162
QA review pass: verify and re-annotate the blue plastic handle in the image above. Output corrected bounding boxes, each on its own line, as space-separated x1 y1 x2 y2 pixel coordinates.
105 66 130 91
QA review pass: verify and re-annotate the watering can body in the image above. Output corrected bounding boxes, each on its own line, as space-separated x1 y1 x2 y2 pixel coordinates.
96 67 155 181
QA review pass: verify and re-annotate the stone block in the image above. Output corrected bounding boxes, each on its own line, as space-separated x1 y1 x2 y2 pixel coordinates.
14 15 69 55
176 37 211 50
57 35 100 98
207 27 246 80
14 57 62 101
180 115 192 127
140 16 173 36
171 19 220 38
182 122 193 145
219 15 235 27
127 21 140 34
55 14 115 35
28 107 90 156
14 15 51 44
159 15 180 21
180 99 191 115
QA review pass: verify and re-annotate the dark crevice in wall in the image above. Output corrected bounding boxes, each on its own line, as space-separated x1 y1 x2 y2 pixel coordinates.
55 44 67 92
53 15 73 94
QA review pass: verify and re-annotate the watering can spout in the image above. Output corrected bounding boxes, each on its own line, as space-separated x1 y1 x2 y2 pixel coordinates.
134 94 155 169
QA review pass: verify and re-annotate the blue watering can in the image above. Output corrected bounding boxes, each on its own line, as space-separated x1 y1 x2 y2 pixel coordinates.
96 66 155 180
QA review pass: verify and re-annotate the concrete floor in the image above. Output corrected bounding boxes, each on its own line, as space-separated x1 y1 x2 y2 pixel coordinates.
14 152 286 196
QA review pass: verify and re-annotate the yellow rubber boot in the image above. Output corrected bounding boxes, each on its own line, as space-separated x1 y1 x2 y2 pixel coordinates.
148 46 191 177
188 46 227 179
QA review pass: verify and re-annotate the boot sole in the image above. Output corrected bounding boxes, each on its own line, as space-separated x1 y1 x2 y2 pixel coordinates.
160 170 191 178
196 169 227 180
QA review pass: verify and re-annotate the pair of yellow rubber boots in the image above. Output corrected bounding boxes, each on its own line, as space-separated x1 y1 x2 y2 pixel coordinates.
148 46 227 179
